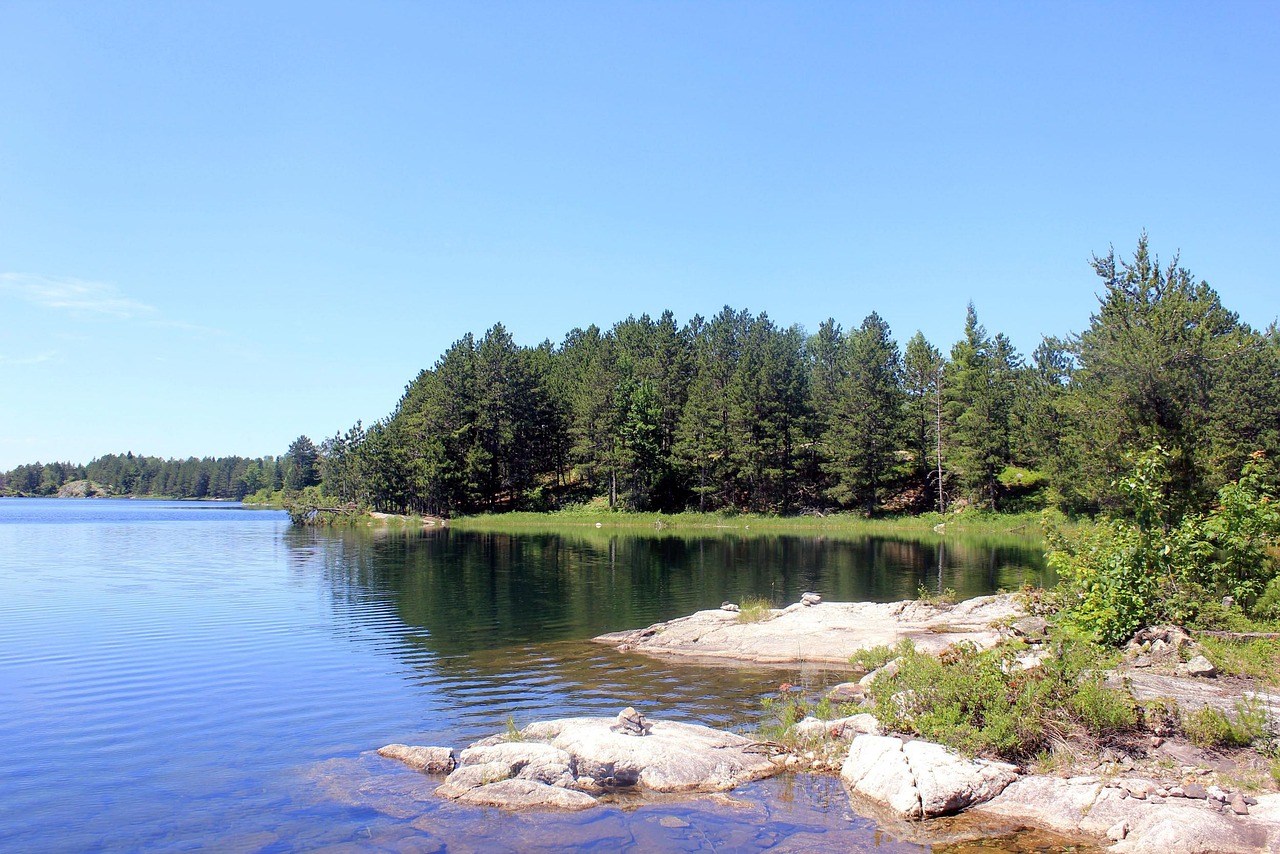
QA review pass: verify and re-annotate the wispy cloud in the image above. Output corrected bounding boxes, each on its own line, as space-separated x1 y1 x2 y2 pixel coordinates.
0 273 157 320
0 350 59 366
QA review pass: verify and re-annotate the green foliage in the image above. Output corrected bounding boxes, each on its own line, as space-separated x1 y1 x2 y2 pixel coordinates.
1183 697 1271 749
1047 447 1280 644
737 596 775 623
1197 636 1280 686
865 637 1136 761
757 683 843 745
848 643 899 674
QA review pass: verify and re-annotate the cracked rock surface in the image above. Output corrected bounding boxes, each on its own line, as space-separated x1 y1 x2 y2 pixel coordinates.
840 734 1018 819
382 715 782 810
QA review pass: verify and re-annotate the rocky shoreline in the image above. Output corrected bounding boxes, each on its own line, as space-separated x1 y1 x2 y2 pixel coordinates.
377 594 1280 853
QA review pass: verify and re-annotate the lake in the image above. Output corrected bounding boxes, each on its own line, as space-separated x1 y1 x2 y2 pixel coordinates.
0 499 1068 852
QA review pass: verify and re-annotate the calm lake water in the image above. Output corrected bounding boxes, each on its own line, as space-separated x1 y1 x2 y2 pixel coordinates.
0 499 1070 853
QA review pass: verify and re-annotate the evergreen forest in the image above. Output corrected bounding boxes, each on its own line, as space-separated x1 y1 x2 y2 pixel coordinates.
5 236 1278 519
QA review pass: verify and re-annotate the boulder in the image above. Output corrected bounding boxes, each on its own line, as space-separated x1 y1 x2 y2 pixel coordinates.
376 744 457 774
434 761 515 799
1184 655 1218 678
522 717 778 792
1010 616 1048 639
594 593 1024 666
458 741 575 788
792 714 882 741
453 778 596 810
428 712 783 810
841 735 1017 819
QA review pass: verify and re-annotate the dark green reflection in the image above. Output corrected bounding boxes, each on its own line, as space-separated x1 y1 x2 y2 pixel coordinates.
288 527 1050 658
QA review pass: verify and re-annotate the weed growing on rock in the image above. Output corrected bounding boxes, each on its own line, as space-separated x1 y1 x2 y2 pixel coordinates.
1183 697 1272 749
737 596 775 623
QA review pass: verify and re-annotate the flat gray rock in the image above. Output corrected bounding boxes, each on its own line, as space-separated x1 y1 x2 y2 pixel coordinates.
595 594 1023 666
972 776 1280 854
522 717 779 793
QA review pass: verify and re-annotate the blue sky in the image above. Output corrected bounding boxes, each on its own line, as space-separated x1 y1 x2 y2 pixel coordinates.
1 1 1277 470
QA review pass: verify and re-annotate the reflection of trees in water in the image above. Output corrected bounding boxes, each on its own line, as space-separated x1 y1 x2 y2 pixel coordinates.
283 527 1049 660
279 527 1050 740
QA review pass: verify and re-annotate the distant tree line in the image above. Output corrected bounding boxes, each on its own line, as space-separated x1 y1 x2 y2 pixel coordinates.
309 235 1280 518
0 452 287 500
6 236 1276 518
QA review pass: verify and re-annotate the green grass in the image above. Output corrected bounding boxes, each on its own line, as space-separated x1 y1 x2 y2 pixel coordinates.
1183 697 1271 749
448 508 1054 543
737 596 775 623
1197 636 1280 686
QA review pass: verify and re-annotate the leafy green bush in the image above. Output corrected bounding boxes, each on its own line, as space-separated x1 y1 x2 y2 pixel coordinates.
1046 447 1280 644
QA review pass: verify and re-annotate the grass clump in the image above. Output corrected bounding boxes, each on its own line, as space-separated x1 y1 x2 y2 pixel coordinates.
1183 697 1272 749
1196 636 1280 686
758 683 844 745
849 643 899 674
863 635 1137 762
738 596 775 623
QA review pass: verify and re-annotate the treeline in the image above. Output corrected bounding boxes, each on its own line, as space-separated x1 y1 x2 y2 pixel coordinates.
0 453 286 500
308 235 1279 519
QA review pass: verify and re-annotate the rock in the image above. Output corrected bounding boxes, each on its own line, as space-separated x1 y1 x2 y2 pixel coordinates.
454 778 597 810
1182 783 1208 799
459 741 575 788
520 716 779 793
841 735 1017 819
800 592 822 606
1010 616 1048 639
791 713 881 741
1230 794 1250 815
825 682 867 703
435 761 514 798
1119 778 1156 800
973 775 1275 854
859 659 900 686
1107 819 1130 840
1012 650 1049 671
610 706 652 736
1186 655 1218 678
594 593 1024 666
377 744 457 774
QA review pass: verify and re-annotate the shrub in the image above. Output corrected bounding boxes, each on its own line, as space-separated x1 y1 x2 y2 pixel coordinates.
1045 448 1280 644
864 635 1136 761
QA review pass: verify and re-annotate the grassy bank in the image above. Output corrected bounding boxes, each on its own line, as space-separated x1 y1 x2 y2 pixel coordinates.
447 508 1053 541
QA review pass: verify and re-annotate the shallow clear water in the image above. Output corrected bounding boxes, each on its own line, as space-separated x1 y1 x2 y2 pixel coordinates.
0 499 1070 852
